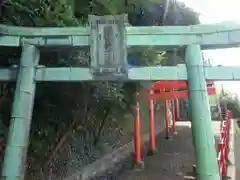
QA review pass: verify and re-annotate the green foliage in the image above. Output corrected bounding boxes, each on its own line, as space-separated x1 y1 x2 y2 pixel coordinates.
1 0 79 26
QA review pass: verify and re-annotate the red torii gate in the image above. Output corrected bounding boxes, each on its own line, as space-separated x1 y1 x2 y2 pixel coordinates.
133 81 217 168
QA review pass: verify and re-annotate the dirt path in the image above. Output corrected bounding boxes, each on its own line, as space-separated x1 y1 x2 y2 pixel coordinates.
94 121 221 180
117 122 195 180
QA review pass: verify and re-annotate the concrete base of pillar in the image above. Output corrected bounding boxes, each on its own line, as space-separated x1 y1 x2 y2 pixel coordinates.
165 135 172 140
221 176 230 180
192 165 196 174
132 161 144 171
147 148 158 156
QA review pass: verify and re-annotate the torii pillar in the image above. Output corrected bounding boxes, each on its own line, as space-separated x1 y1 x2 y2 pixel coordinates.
185 44 220 180
2 44 39 180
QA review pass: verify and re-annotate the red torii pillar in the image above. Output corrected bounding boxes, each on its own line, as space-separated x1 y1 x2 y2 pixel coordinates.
147 89 157 155
170 88 176 133
176 98 180 120
164 98 170 139
133 93 144 170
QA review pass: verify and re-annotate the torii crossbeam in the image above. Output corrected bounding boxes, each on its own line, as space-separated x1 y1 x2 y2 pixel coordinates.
149 81 216 100
1 14 240 180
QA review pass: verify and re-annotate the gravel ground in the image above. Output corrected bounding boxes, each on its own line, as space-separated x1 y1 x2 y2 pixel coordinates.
94 121 221 180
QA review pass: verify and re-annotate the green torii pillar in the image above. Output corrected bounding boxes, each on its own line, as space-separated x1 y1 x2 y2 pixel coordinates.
2 44 39 180
185 44 220 180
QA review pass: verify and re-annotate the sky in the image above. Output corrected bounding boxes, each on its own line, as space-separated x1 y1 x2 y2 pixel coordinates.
178 0 240 95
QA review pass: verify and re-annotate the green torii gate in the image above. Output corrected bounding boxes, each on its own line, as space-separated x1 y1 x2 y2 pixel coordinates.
1 14 240 180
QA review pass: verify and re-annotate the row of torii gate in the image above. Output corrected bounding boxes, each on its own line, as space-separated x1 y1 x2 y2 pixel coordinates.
134 80 216 166
1 14 240 180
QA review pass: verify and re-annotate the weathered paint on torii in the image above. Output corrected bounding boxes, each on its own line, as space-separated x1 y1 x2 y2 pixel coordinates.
1 15 240 180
